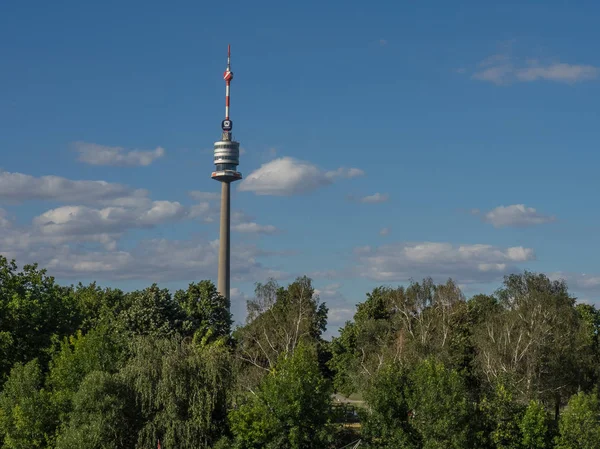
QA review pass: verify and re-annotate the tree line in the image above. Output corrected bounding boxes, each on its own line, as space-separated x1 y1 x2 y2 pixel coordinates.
0 254 599 448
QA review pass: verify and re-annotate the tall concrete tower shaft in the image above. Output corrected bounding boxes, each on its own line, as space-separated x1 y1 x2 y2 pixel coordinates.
211 45 242 302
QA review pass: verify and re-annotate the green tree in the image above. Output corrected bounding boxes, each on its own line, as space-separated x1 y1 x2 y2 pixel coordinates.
121 335 233 449
47 325 127 419
555 391 600 449
0 257 79 380
361 361 420 448
117 284 188 338
71 282 127 333
574 303 600 389
0 359 57 449
329 279 472 397
475 272 584 414
55 371 140 449
479 382 524 449
235 276 328 390
174 280 233 345
520 400 550 449
230 342 334 449
328 321 358 395
407 359 472 449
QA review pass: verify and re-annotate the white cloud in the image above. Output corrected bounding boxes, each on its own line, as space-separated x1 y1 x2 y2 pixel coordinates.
548 272 600 295
230 287 252 325
232 222 278 235
314 283 342 298
328 307 355 325
238 157 364 196
471 51 598 85
0 210 288 282
353 241 536 284
0 209 11 228
0 169 225 238
0 170 214 246
188 202 212 219
314 282 358 338
32 200 191 237
482 204 555 228
41 238 287 282
505 246 534 262
24 192 272 242
326 167 365 180
379 227 390 236
74 141 165 166
229 210 279 235
0 166 284 284
516 62 598 83
349 192 389 204
0 170 145 204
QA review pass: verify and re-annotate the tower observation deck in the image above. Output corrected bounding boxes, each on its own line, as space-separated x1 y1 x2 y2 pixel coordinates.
211 45 242 183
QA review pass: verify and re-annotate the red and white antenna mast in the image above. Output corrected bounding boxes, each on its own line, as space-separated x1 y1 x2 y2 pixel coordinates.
223 45 233 120
224 44 233 122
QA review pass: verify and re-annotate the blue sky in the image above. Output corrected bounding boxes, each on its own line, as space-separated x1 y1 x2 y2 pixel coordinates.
2 0 600 336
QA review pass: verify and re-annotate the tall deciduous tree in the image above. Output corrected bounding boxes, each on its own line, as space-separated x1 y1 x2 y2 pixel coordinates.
479 382 524 449
0 257 79 380
520 400 551 449
474 272 585 413
329 278 471 396
555 391 600 449
117 284 189 338
407 359 473 449
361 361 420 449
174 280 233 345
54 371 140 449
230 342 334 449
47 325 127 418
235 277 327 386
0 359 57 449
121 335 233 449
71 282 127 333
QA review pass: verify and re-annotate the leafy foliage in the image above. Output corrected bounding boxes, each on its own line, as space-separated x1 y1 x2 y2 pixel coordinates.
554 391 600 449
0 257 79 381
174 280 233 345
121 335 233 449
54 371 139 449
361 362 419 448
0 256 599 449
234 276 328 391
479 383 524 449
520 400 551 449
407 359 472 449
230 342 334 449
117 284 190 338
0 360 57 449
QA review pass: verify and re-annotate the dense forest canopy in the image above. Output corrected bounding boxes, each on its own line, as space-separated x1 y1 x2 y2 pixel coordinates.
0 254 599 448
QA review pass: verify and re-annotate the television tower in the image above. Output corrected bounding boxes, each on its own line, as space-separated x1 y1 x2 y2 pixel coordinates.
211 45 242 302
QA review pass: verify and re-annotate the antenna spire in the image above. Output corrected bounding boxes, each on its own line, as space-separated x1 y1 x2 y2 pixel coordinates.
227 44 231 70
223 45 234 123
